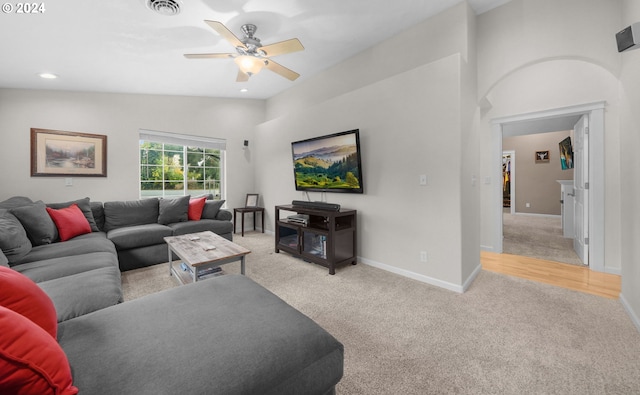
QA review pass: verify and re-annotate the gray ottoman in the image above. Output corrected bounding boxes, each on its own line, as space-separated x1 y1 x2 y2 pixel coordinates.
58 275 344 395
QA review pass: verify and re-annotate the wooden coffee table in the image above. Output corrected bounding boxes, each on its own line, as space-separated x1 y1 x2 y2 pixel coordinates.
164 231 251 284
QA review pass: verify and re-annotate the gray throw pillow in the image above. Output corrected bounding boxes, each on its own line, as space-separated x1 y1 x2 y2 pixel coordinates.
11 201 59 245
158 195 190 225
0 209 32 263
201 200 226 219
0 196 34 210
47 197 99 232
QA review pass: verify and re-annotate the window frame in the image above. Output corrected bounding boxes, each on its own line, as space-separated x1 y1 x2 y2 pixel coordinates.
138 130 226 200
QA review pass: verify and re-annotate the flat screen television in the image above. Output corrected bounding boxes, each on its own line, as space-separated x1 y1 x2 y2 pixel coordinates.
291 129 363 194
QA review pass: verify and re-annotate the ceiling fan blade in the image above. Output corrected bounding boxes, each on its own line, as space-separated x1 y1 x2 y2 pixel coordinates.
259 38 304 57
205 20 245 49
184 53 235 59
236 70 250 82
264 59 300 81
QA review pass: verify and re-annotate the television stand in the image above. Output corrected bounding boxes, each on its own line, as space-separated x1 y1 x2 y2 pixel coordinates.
275 205 357 275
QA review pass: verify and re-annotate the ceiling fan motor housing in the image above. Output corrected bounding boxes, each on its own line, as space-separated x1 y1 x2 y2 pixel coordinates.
239 24 262 53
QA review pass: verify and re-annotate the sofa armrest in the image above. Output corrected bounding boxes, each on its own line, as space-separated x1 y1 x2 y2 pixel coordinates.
216 209 232 221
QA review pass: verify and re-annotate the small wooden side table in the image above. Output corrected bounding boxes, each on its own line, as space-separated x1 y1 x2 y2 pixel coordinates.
234 207 265 237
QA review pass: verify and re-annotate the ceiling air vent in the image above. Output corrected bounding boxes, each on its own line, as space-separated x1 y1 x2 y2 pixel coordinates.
146 0 180 16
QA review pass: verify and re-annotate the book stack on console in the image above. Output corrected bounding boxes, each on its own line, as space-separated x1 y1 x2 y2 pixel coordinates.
181 262 224 279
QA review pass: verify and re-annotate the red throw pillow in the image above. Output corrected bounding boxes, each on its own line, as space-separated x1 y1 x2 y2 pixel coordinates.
0 266 57 338
0 306 79 395
188 197 207 221
46 203 92 241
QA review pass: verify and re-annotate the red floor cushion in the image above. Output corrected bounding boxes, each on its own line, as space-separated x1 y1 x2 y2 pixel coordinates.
0 306 78 395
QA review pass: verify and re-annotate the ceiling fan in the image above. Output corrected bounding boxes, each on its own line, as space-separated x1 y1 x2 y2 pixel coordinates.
184 20 304 82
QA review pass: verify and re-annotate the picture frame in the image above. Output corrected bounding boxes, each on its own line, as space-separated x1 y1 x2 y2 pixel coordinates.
535 150 550 163
559 137 574 170
245 193 259 208
31 128 107 177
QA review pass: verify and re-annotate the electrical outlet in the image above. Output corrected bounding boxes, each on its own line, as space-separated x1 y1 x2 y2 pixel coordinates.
526 203 531 208
65 178 73 187
419 174 428 186
420 251 428 262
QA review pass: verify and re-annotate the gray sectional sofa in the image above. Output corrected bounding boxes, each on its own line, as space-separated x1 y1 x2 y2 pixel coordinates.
0 195 344 394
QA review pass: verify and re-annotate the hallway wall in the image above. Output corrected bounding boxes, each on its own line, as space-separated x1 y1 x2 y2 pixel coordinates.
503 130 574 215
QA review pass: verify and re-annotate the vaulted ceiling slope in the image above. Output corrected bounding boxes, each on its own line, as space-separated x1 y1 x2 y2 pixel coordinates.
0 0 510 99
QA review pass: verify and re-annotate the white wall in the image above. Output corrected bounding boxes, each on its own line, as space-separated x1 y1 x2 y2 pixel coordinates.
0 89 264 208
257 3 478 290
256 56 466 289
266 3 473 121
619 0 640 330
476 0 623 274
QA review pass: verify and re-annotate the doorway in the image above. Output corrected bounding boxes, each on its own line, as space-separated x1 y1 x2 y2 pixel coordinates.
490 102 605 272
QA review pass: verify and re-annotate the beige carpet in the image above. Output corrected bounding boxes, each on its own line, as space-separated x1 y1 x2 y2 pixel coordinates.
503 213 584 266
122 232 640 394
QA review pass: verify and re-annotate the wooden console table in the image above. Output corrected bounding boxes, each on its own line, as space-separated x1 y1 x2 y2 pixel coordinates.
275 204 357 275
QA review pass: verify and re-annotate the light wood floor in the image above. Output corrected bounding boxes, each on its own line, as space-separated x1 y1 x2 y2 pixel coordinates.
481 251 621 299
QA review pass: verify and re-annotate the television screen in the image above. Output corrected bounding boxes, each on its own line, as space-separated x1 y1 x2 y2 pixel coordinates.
291 129 363 194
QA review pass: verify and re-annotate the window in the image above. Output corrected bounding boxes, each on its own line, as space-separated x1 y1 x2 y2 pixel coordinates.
139 130 226 199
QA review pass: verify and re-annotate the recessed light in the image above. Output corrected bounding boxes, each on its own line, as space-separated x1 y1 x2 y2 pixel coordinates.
240 88 248 93
39 73 58 79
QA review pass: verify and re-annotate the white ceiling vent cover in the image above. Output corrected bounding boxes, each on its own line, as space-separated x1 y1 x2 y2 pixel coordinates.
146 0 181 16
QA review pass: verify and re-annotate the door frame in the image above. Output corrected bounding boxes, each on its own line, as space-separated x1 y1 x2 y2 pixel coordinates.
490 101 605 272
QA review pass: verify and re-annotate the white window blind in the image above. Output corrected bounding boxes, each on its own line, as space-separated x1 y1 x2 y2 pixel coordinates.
139 129 226 150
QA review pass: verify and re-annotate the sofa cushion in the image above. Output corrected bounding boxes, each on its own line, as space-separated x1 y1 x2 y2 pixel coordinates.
13 252 118 283
158 195 190 225
0 209 32 264
107 223 173 250
188 197 207 221
201 199 225 219
169 219 234 237
10 201 59 245
47 197 100 232
0 266 57 338
57 275 343 395
46 203 92 242
38 266 123 323
10 232 115 265
0 306 78 395
0 250 8 268
103 198 159 232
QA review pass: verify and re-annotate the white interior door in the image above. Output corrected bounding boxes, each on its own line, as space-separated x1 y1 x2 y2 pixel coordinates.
573 115 589 265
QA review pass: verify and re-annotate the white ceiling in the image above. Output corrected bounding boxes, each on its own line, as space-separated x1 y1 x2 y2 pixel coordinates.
0 0 510 99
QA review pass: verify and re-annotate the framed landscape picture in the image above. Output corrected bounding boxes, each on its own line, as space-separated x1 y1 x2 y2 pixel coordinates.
31 128 107 177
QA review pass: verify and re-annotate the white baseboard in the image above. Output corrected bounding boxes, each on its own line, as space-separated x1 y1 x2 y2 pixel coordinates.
480 245 495 252
620 293 640 333
511 212 561 219
604 266 621 275
463 263 483 292
359 256 465 293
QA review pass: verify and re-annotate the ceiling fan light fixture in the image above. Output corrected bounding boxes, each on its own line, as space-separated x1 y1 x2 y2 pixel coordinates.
234 55 263 76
